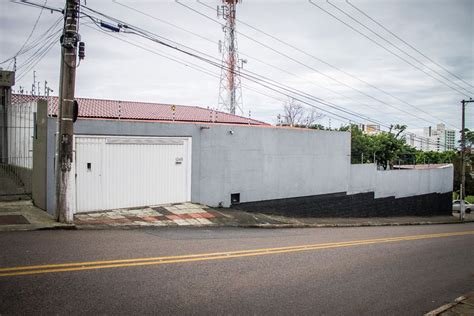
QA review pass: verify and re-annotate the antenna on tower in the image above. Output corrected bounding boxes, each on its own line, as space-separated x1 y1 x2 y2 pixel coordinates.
32 71 37 95
217 0 243 116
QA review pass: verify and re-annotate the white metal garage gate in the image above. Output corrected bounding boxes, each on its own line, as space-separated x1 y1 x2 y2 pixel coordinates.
74 136 192 213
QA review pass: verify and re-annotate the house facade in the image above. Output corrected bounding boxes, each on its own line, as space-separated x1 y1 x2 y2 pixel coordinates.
7 94 453 218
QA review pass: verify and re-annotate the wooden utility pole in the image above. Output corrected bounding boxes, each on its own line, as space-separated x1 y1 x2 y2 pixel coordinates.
55 0 80 223
459 98 473 220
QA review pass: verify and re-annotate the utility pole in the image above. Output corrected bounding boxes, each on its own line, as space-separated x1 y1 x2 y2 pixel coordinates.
55 0 80 223
459 98 473 220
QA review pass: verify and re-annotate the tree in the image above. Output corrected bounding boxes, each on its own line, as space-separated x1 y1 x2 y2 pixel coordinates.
347 125 376 164
465 128 474 150
345 124 409 168
453 154 474 196
392 124 407 139
373 132 407 169
281 98 324 127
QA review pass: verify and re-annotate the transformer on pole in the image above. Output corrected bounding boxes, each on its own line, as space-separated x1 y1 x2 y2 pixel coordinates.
217 0 243 115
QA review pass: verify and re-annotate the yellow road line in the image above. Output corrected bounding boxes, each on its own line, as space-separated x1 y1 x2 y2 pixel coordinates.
1 231 469 272
1 230 473 277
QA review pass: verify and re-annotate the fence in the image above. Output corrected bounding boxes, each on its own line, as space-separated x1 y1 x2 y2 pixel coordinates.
0 94 39 195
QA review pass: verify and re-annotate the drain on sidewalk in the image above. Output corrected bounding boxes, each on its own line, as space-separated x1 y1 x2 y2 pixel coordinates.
0 215 30 225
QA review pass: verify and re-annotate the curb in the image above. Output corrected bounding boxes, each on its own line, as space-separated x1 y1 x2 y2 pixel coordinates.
71 219 474 230
0 224 76 232
424 293 472 316
218 219 474 229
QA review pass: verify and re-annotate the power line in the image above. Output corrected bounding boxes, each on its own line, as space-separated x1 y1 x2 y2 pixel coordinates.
180 1 458 129
7 0 49 70
81 8 397 126
111 1 422 126
84 25 287 114
108 2 460 132
346 0 473 89
16 33 59 82
112 0 214 44
308 0 471 98
87 4 451 148
15 26 62 81
81 9 448 149
1 16 62 66
325 0 473 95
114 2 468 144
16 28 61 70
16 2 448 148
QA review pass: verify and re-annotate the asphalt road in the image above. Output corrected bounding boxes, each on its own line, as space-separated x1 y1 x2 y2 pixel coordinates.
1 224 473 315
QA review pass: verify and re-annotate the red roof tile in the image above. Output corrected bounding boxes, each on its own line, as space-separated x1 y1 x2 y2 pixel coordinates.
12 94 269 126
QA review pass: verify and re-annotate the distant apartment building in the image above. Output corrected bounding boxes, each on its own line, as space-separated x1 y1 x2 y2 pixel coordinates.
408 123 455 152
362 124 381 135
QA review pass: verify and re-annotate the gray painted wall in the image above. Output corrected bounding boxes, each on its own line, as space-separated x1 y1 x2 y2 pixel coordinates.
43 118 351 214
39 117 452 215
32 100 47 209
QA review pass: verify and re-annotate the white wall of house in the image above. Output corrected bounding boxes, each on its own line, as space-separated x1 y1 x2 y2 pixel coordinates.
37 115 453 214
348 164 453 198
198 126 351 207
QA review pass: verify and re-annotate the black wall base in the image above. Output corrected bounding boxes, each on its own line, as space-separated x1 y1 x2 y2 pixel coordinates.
232 191 452 218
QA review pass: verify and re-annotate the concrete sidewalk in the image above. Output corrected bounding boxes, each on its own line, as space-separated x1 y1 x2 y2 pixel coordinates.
425 292 474 315
73 203 474 230
1 199 472 231
216 208 474 228
0 200 74 231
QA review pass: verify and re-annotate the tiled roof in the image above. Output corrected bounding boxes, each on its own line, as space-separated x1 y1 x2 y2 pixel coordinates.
11 94 269 126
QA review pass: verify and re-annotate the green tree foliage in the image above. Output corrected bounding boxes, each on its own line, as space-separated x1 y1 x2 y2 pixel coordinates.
453 154 474 196
415 150 456 164
464 128 474 149
346 124 413 169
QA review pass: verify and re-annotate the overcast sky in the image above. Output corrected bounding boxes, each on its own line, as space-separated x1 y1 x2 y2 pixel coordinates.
1 0 472 133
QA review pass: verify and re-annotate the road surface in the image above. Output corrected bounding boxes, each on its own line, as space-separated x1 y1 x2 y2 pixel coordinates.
1 224 473 315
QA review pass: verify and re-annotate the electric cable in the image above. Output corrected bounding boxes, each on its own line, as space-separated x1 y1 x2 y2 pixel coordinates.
308 0 471 98
112 1 426 128
188 1 460 128
346 0 473 89
325 0 473 95
15 2 449 148
81 11 449 148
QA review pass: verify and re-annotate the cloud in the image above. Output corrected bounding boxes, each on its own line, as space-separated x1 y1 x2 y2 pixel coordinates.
0 0 472 132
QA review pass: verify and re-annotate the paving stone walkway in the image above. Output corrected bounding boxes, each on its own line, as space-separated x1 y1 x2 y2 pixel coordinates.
74 203 223 228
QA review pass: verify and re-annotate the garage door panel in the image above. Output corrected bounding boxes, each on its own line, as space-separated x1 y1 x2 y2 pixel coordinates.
75 137 105 212
75 136 191 213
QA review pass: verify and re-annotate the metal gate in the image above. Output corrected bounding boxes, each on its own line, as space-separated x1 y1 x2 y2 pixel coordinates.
0 93 38 197
75 136 192 213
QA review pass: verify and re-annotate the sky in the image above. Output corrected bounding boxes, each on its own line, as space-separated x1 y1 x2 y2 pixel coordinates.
0 0 473 135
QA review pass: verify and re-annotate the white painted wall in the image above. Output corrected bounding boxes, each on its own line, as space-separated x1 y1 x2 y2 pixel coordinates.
348 164 453 198
198 126 351 207
42 118 454 213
